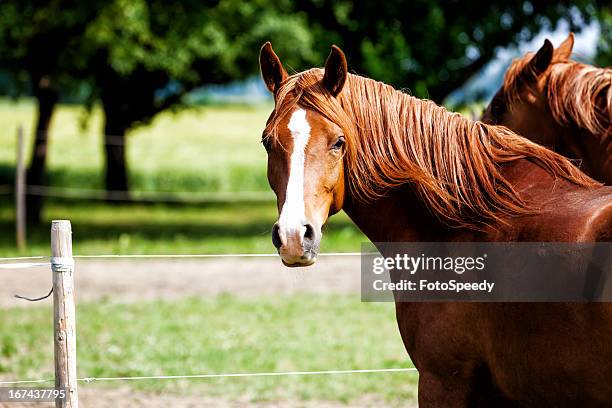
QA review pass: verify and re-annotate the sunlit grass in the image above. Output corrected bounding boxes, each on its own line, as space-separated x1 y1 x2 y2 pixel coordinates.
0 294 417 405
0 199 366 257
0 100 274 192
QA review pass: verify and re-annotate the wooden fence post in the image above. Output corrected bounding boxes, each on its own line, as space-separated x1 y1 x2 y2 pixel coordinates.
51 220 78 408
15 126 26 250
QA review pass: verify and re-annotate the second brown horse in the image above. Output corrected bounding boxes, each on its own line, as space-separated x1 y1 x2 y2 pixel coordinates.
483 33 611 184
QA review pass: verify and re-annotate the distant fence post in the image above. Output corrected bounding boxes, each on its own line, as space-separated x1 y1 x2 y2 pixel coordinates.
15 126 26 250
51 220 78 408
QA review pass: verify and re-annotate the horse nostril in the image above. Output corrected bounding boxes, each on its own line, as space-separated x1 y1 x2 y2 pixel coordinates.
304 223 315 242
272 224 282 249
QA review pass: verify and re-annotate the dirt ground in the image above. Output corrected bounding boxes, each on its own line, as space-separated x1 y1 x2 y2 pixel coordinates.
1 256 362 308
0 256 414 407
0 387 394 408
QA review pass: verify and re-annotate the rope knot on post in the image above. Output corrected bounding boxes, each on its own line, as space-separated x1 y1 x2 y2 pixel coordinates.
50 257 75 273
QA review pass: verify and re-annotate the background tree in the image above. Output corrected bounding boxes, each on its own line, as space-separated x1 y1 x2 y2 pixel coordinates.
0 1 102 223
79 0 314 194
0 0 314 207
298 0 599 101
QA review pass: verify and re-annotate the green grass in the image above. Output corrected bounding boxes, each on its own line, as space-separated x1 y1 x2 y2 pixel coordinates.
0 199 365 257
0 100 274 192
0 295 417 404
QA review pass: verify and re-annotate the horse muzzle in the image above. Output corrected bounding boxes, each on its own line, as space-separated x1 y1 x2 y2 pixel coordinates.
272 222 320 267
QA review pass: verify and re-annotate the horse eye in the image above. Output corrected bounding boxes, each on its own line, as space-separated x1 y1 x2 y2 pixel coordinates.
491 101 506 118
489 92 507 120
261 137 273 153
331 136 345 151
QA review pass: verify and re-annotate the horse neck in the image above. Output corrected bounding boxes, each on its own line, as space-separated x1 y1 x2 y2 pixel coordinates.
552 120 611 183
548 64 611 151
342 186 467 242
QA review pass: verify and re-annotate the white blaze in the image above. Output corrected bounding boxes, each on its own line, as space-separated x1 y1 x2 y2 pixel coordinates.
278 108 311 241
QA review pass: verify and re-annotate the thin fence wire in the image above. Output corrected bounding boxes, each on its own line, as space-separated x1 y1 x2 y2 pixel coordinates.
27 131 172 146
0 262 50 269
19 130 269 147
72 252 361 259
25 185 274 203
0 367 418 385
2 130 271 202
1 184 275 202
0 256 46 261
2 129 269 202
0 252 362 267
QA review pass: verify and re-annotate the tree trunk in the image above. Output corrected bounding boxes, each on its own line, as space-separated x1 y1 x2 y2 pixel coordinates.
103 121 130 198
26 77 58 225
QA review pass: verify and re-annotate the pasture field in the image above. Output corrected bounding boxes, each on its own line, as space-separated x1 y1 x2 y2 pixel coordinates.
0 100 273 193
0 99 367 257
0 294 417 405
0 199 363 257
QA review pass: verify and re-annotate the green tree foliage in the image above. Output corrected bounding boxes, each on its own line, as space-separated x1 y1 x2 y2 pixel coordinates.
78 0 314 192
0 0 314 201
594 5 611 67
298 0 600 101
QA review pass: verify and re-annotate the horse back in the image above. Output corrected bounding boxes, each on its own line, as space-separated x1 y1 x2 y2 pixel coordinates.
499 160 612 242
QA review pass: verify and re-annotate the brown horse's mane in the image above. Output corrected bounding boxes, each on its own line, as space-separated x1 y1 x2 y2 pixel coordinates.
265 69 596 228
503 54 612 138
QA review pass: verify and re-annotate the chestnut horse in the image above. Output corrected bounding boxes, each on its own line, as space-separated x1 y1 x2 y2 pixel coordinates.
483 33 611 184
259 42 612 406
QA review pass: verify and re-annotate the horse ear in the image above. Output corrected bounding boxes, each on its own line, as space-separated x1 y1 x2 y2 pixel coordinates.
528 39 554 76
323 45 348 97
555 33 575 60
260 42 288 94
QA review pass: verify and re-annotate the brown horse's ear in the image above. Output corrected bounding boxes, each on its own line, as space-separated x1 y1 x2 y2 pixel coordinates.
323 45 348 97
555 33 575 60
260 42 287 94
526 39 554 77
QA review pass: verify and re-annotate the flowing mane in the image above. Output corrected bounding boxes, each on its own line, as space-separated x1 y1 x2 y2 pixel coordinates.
503 55 612 138
265 69 596 228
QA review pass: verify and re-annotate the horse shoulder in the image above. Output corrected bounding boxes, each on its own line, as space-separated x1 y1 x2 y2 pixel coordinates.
521 185 612 241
